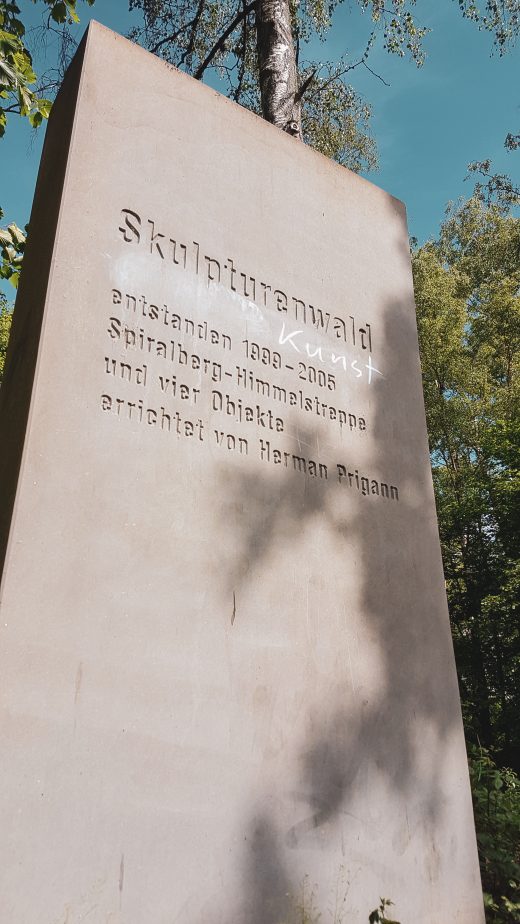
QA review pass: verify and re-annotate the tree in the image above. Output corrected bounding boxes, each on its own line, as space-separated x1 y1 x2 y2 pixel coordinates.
0 206 25 289
413 198 520 772
413 192 520 922
0 0 95 286
466 129 520 213
0 290 11 382
469 744 520 923
0 0 96 136
129 1 520 165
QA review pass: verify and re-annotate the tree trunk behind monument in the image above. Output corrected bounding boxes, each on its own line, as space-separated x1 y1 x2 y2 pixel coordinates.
256 0 302 137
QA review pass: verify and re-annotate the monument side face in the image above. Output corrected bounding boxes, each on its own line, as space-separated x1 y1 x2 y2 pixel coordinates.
0 23 484 923
0 39 86 571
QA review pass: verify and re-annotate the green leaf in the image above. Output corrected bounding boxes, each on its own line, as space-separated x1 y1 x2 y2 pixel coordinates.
7 223 25 245
64 1 80 24
29 110 43 128
37 98 52 118
50 2 67 24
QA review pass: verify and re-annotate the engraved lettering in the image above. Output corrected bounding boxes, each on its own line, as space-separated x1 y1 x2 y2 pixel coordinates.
115 210 378 357
118 209 141 243
108 317 122 340
274 290 288 312
214 430 249 454
333 316 346 342
337 465 399 501
241 273 256 301
310 306 330 333
292 297 306 322
148 220 165 258
104 356 148 386
193 241 200 275
260 282 271 307
225 258 238 291
170 239 187 267
205 255 221 285
259 440 328 479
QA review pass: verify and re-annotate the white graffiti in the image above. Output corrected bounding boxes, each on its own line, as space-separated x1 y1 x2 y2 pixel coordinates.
278 322 383 385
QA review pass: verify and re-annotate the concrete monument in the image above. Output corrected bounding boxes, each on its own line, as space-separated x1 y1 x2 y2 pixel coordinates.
0 22 484 923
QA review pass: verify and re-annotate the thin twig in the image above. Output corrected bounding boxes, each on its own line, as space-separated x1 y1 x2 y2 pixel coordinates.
362 60 390 86
308 51 389 101
150 16 198 55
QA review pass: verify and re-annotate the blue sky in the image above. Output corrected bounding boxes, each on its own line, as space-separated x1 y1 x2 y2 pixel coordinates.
2 0 519 298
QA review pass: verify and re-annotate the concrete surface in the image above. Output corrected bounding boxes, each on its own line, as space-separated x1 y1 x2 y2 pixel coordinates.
0 22 484 924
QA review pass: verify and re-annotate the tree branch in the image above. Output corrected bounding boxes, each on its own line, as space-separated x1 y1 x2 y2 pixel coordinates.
362 60 390 86
308 53 389 101
194 0 259 80
295 67 317 103
149 4 207 58
233 1 249 102
150 22 194 56
179 0 207 68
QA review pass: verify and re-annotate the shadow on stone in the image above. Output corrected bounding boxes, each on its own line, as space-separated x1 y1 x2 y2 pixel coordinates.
211 284 462 920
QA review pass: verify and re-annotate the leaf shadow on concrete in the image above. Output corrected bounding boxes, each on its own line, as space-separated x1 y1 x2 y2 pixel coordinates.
209 278 466 922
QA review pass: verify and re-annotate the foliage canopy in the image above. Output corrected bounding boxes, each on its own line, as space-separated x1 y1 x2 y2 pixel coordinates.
469 744 520 923
129 1 520 170
0 1 94 137
0 0 95 285
414 199 520 773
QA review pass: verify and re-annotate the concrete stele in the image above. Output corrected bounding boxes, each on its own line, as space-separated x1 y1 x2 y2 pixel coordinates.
0 22 484 924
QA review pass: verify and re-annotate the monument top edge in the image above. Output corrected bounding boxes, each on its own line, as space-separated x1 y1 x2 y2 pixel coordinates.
68 19 406 216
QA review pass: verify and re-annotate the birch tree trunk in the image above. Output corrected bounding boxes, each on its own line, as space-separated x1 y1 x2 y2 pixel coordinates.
255 0 302 138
